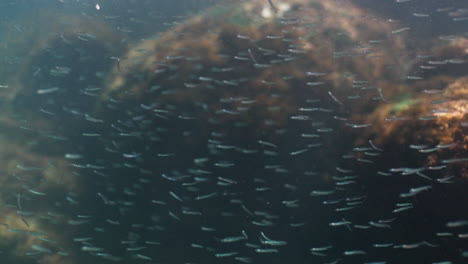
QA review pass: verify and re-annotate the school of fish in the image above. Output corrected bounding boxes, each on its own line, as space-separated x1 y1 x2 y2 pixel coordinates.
0 0 466 264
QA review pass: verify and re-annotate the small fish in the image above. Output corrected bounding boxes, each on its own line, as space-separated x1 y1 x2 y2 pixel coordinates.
391 27 410 34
